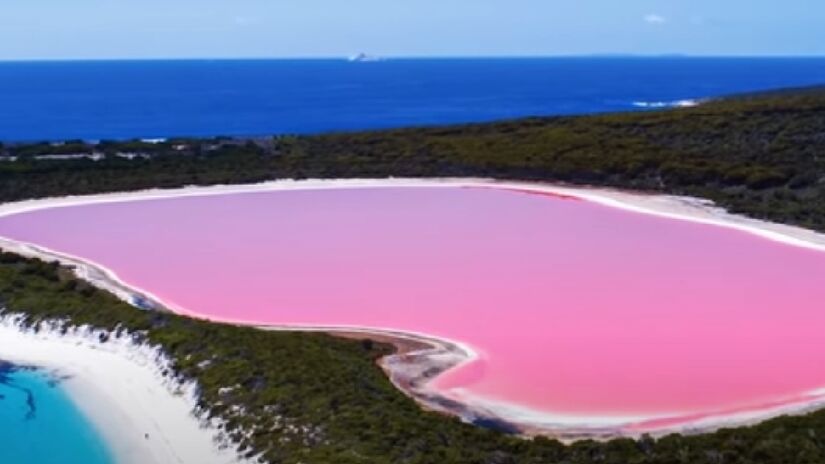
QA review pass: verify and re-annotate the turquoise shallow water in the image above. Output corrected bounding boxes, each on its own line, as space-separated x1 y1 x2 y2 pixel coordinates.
0 363 114 464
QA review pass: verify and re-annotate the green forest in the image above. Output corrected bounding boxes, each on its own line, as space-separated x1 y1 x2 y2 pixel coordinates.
1 87 825 463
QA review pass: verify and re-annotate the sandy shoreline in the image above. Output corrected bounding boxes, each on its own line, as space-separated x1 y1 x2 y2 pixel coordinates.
0 314 247 464
2 177 825 443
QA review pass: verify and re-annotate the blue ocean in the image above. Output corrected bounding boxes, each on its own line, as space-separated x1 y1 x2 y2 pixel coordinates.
1 58 825 141
0 364 113 464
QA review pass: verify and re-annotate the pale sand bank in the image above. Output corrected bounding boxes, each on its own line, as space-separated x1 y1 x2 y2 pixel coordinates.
2 177 825 441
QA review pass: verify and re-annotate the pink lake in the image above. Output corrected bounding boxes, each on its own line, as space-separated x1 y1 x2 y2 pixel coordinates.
2 186 825 431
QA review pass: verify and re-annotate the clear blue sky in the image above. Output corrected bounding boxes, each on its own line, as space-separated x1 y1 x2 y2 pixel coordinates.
2 0 823 60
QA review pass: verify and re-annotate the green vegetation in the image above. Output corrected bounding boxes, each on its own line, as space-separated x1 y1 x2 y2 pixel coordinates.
1 87 825 231
2 87 825 463
4 251 825 463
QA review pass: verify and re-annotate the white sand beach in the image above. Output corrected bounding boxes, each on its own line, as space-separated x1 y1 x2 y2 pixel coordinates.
2 178 825 444
0 315 248 464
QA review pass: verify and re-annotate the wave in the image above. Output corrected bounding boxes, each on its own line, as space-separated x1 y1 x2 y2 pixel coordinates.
632 99 700 109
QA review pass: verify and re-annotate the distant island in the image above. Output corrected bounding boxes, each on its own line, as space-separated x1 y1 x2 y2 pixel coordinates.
347 52 384 62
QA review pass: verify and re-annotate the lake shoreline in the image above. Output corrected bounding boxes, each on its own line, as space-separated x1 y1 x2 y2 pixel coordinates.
2 178 825 442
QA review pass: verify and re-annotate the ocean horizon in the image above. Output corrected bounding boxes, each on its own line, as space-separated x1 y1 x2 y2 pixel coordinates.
1 57 824 142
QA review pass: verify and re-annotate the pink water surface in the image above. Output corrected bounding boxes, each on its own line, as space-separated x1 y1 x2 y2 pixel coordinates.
3 186 825 426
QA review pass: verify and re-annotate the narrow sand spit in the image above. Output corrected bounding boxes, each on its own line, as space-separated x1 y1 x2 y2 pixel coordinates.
2 178 825 442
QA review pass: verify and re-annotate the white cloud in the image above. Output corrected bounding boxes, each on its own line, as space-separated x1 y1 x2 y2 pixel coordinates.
643 14 667 25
